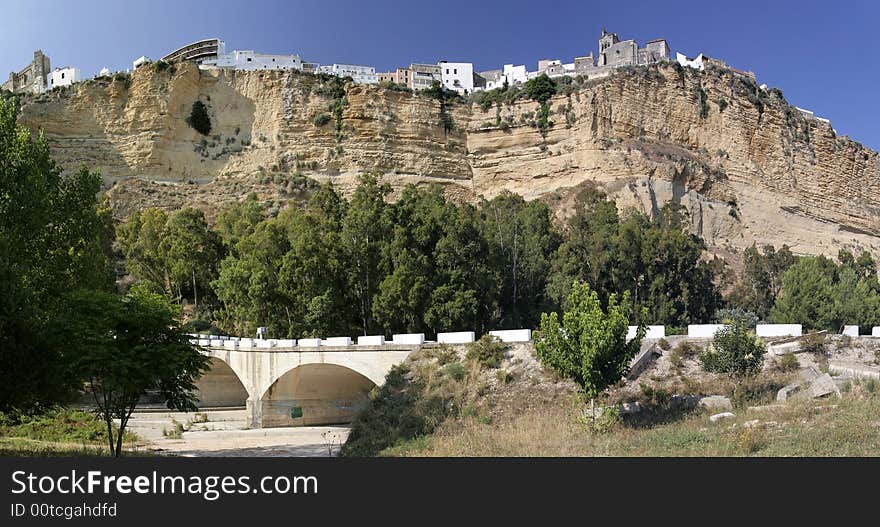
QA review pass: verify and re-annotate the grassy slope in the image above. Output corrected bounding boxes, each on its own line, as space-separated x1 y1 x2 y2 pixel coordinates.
342 340 880 457
385 391 880 457
0 409 141 456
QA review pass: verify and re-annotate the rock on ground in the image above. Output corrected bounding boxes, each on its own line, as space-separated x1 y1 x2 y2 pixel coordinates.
699 395 733 411
709 412 736 423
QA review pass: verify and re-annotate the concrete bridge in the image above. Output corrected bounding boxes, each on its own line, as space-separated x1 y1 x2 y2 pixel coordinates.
194 340 414 428
190 323 870 429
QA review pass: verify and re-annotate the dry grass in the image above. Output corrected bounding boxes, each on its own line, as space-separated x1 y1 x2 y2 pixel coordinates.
383 386 880 457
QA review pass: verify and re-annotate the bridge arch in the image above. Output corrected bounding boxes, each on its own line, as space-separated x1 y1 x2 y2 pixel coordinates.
256 363 377 427
194 357 250 408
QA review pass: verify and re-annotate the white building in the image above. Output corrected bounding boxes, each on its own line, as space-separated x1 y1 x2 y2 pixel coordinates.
132 56 150 70
485 64 528 90
47 67 81 89
204 50 302 71
676 52 706 71
439 61 474 95
98 67 111 77
317 64 378 84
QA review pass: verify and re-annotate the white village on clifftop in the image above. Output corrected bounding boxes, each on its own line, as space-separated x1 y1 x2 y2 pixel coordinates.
3 28 831 129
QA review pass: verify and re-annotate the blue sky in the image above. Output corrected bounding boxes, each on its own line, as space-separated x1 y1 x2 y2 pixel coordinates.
2 0 878 149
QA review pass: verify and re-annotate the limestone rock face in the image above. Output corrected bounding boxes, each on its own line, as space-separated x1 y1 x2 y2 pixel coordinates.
17 62 880 256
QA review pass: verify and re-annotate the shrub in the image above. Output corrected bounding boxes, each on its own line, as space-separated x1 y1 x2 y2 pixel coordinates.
444 361 467 381
800 332 826 354
313 112 331 127
699 320 766 382
673 341 699 358
777 352 800 372
466 335 506 369
668 341 698 369
153 60 171 73
186 101 211 136
658 338 671 351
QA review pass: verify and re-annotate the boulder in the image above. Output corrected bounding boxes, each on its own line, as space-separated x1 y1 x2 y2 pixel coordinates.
699 395 733 411
669 394 700 411
619 402 642 415
709 412 736 423
777 372 841 402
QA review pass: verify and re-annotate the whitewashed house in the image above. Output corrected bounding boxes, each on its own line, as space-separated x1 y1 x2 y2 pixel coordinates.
204 50 303 71
439 61 474 95
317 64 378 84
47 67 81 89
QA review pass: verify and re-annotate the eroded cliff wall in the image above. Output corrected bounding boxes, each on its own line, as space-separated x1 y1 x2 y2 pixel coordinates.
17 62 880 257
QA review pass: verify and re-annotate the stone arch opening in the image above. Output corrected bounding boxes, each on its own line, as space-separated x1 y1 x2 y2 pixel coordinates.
258 364 377 427
194 357 249 408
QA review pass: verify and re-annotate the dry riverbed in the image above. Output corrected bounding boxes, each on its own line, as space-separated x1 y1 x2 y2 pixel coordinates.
127 409 349 457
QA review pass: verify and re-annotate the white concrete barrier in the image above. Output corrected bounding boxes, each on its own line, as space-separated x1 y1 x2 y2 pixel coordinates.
646 325 665 339
275 339 296 348
756 324 802 337
223 340 238 350
238 338 254 349
687 324 728 338
626 326 637 342
392 333 425 345
625 325 665 342
209 339 224 347
357 335 385 346
437 331 475 344
842 325 859 337
488 329 531 342
256 339 276 349
324 336 352 346
872 327 880 337
299 338 321 347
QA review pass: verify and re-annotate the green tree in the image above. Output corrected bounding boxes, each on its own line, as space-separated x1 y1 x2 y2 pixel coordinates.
728 243 795 318
829 266 880 330
186 100 211 135
215 194 264 255
51 288 210 456
699 319 766 389
373 185 449 334
524 73 557 104
769 256 836 330
158 207 223 312
213 219 290 336
116 208 170 289
427 204 494 334
547 186 619 307
480 191 558 329
0 97 114 413
535 280 645 412
342 173 391 335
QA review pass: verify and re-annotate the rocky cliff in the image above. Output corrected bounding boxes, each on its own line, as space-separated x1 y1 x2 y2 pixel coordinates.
17 61 880 257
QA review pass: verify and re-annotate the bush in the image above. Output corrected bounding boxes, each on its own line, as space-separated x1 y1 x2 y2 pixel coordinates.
313 112 331 127
699 320 766 380
668 341 698 368
186 101 211 136
800 332 826 354
153 60 173 73
466 335 506 369
444 361 467 381
777 352 800 372
658 338 671 351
